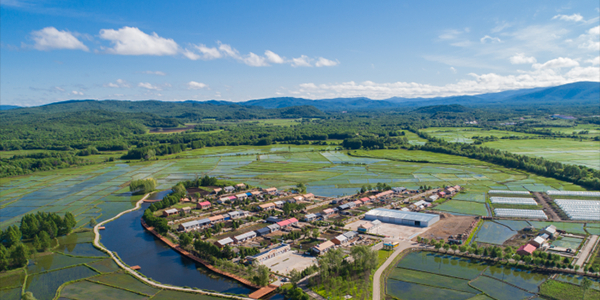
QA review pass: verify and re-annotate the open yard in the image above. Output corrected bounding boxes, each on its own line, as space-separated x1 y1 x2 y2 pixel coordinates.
261 251 318 275
345 220 430 241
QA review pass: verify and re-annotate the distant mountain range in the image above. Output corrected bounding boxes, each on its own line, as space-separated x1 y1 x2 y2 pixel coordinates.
0 105 21 110
4 81 599 113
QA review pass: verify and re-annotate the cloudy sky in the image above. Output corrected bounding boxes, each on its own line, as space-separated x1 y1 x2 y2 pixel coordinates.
1 0 598 106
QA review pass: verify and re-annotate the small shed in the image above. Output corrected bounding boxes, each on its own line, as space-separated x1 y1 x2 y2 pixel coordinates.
233 231 257 243
215 237 234 248
224 186 235 193
197 201 211 209
312 240 335 255
517 244 537 256
332 235 348 245
304 213 318 222
162 208 178 217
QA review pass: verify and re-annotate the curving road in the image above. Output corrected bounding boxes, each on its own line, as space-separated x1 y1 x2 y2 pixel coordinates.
92 194 253 300
372 241 419 300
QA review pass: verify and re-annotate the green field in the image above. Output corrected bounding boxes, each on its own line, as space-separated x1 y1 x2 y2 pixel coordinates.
422 127 540 144
386 252 552 300
432 200 489 216
483 138 600 170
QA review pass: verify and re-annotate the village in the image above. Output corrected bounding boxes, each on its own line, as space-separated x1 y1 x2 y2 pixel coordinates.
141 179 600 299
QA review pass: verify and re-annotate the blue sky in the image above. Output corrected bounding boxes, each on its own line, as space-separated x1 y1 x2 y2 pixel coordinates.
1 0 598 106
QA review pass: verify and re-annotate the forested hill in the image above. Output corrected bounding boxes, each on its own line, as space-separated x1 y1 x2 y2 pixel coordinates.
6 100 325 121
235 81 600 111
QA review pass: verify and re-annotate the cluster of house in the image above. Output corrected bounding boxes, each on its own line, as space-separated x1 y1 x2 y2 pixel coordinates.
516 225 557 256
178 210 249 232
213 217 300 248
428 185 462 202
311 230 360 255
215 185 277 204
257 193 315 210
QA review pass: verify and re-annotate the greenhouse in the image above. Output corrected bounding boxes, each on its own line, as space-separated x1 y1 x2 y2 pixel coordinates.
488 190 531 195
490 197 538 205
554 199 600 221
494 208 547 219
546 190 600 197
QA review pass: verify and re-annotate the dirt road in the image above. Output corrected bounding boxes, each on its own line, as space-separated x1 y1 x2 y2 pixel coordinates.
576 235 599 267
372 241 419 300
533 192 561 221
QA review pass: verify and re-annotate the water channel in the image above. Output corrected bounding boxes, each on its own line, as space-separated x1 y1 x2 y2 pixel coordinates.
100 202 254 295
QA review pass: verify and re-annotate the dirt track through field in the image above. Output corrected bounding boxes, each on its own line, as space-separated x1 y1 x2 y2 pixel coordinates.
533 192 561 221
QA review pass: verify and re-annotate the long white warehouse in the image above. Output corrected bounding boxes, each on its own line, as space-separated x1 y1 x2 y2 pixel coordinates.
364 208 440 227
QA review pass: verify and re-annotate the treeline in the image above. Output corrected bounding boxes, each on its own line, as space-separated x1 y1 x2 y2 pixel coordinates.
0 212 76 271
142 183 187 234
415 131 600 190
0 151 94 178
129 178 157 195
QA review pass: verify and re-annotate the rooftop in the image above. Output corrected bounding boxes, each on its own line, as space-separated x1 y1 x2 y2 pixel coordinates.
365 208 439 222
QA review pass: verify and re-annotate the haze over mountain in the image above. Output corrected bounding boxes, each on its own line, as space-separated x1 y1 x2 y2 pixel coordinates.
10 81 598 114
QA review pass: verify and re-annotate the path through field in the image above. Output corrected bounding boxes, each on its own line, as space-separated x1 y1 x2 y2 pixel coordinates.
372 241 420 300
576 235 599 267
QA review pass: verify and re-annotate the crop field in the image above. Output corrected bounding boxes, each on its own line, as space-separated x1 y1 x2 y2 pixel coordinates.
0 269 25 289
87 258 122 273
539 279 600 300
473 221 517 245
59 280 150 300
452 192 486 203
421 127 540 143
483 138 600 170
26 253 101 274
554 274 600 291
0 145 586 230
0 288 22 300
527 221 587 235
537 124 600 138
552 236 583 249
387 251 551 300
89 272 158 296
432 200 488 216
24 265 98 300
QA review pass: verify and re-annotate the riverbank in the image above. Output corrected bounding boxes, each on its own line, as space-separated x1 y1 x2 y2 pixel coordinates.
93 194 254 300
140 219 263 290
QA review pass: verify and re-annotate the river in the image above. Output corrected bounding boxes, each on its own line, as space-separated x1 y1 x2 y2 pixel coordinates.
100 202 254 295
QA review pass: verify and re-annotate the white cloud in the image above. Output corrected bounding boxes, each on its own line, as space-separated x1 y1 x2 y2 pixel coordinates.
264 50 285 64
180 49 200 60
243 52 268 67
99 27 179 56
71 91 83 95
577 26 600 50
450 67 457 74
31 27 88 51
552 13 584 22
187 81 208 89
291 55 312 67
55 86 65 92
491 21 511 33
138 82 161 90
142 71 166 76
194 44 222 60
587 56 600 65
218 42 241 59
290 59 599 99
315 57 339 67
480 35 502 44
533 57 579 69
509 53 537 64
105 79 130 88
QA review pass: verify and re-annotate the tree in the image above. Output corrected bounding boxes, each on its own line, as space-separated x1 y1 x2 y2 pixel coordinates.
296 183 306 193
254 265 270 286
179 233 192 247
129 178 157 195
10 243 28 267
312 228 320 239
89 218 97 227
289 269 302 287
172 183 186 195
0 245 9 271
39 231 51 251
582 277 592 300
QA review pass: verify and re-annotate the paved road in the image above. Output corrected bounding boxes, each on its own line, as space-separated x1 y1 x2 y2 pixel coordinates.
372 241 419 300
576 235 599 267
93 194 252 300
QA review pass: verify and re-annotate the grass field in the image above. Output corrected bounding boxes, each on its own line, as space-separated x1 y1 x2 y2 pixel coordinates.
540 279 600 300
422 127 540 143
483 138 600 170
59 280 150 300
432 200 489 216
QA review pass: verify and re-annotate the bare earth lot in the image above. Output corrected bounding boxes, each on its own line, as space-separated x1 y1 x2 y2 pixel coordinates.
261 251 318 275
345 220 430 241
420 214 477 241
